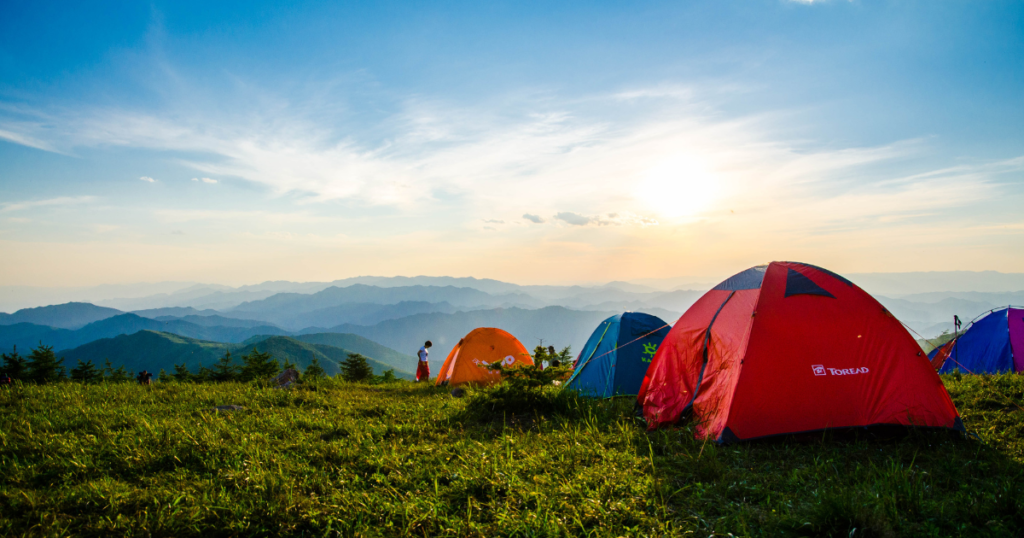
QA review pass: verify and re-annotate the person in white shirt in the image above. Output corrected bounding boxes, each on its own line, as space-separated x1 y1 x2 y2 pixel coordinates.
416 340 432 382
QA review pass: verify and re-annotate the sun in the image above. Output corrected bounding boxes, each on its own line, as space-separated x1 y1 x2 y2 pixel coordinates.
635 155 721 219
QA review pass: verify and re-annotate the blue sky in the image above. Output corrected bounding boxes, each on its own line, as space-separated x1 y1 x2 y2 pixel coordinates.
1 0 1022 286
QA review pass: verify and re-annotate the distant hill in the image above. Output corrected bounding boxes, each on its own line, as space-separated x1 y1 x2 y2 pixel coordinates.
132 306 223 318
60 330 231 373
233 337 348 377
289 333 417 373
848 271 1024 296
0 302 123 329
152 314 280 329
236 336 411 378
875 295 1020 337
0 323 75 353
58 331 414 380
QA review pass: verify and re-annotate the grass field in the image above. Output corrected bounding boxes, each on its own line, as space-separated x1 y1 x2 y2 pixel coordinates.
1 375 1022 537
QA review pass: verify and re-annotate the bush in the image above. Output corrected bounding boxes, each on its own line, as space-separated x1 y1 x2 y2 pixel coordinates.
304 356 327 380
26 344 66 384
70 359 101 383
1 346 27 380
462 362 584 420
340 353 373 382
239 347 280 381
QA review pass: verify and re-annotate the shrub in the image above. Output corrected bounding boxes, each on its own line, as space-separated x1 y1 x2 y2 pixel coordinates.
304 356 327 380
462 361 583 420
1 346 27 380
70 359 101 383
26 344 66 384
240 347 280 381
209 351 240 382
340 353 373 382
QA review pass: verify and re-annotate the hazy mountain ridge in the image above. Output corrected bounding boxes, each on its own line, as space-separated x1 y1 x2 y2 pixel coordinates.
316 306 624 363
152 314 280 329
227 284 543 316
0 313 289 354
273 301 461 331
0 302 124 330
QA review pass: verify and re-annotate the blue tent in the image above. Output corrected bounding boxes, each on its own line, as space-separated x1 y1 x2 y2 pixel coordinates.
938 307 1024 374
567 312 671 397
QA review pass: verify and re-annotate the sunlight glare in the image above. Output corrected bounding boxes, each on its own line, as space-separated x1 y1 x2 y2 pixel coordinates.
636 155 721 219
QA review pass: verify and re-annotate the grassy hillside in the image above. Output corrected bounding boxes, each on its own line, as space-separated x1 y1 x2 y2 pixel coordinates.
59 331 414 379
1 375 1020 536
59 330 232 373
291 332 417 373
235 336 413 379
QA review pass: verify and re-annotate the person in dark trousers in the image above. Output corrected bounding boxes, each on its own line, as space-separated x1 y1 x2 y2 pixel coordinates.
137 370 153 385
0 373 11 386
416 341 432 382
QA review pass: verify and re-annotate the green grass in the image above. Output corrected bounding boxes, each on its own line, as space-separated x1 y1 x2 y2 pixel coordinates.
1 375 1022 537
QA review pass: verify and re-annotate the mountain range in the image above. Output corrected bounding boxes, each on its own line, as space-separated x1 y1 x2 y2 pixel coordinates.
0 312 288 354
3 273 1023 380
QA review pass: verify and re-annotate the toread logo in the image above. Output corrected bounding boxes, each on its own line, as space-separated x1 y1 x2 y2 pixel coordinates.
813 365 869 376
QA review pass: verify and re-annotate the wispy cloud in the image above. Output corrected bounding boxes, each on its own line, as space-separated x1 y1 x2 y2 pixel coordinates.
0 128 62 154
0 196 96 213
0 78 1014 237
140 176 157 183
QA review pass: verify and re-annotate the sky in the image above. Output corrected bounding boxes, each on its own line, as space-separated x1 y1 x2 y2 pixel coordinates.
0 0 1022 287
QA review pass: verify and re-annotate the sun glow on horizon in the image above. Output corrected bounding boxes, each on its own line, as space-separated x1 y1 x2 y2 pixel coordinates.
635 154 722 219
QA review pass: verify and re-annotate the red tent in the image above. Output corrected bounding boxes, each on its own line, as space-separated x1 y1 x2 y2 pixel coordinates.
638 262 963 442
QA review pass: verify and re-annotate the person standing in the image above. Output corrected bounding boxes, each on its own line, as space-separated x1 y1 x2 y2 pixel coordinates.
416 341 432 382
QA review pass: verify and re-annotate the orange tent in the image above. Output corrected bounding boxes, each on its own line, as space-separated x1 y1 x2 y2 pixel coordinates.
435 328 534 387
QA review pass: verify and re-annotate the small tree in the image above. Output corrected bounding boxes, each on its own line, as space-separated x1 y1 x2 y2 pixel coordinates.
304 356 327 380
70 359 101 383
157 368 169 382
532 345 551 365
172 363 193 383
1 346 27 380
282 357 298 371
379 369 397 383
340 353 373 382
553 345 573 367
26 344 66 384
100 358 115 380
108 365 132 383
240 347 280 382
210 351 239 382
194 364 213 383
